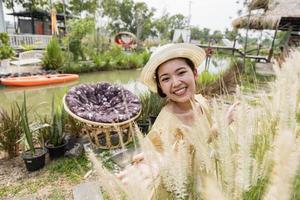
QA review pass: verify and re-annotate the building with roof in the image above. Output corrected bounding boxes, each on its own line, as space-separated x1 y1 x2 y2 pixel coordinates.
232 0 300 62
7 9 73 35
232 0 300 31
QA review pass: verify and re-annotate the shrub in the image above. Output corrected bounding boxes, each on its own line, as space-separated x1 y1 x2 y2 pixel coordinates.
0 46 14 60
42 37 64 70
69 38 84 61
0 33 14 60
65 18 95 61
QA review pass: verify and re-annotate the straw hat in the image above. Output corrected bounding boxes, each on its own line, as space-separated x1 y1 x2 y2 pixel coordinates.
140 43 206 93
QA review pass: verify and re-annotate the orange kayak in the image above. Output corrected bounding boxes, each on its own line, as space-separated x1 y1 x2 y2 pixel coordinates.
0 74 79 87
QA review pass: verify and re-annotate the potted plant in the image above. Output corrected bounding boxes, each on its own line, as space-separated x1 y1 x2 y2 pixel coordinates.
0 105 22 159
18 93 48 172
45 100 67 159
137 92 151 135
64 114 84 150
0 33 14 67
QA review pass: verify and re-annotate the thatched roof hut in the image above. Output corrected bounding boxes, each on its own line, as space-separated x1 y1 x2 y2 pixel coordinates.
232 0 300 31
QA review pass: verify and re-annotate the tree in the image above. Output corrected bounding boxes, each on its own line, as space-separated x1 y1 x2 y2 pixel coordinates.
69 0 97 17
169 14 187 30
190 26 202 40
198 28 210 44
101 0 155 40
168 14 187 40
224 28 240 41
66 17 95 61
134 2 156 40
153 14 170 40
211 30 223 44
153 13 187 41
6 0 48 11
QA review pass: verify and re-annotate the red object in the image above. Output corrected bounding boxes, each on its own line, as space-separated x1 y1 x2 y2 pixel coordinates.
115 38 123 45
206 48 214 57
0 74 79 87
35 21 44 35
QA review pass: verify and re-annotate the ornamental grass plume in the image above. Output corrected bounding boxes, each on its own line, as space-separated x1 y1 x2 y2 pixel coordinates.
87 50 300 200
263 130 300 200
202 176 227 200
261 50 300 200
159 133 190 200
209 97 257 200
88 127 159 200
88 151 126 200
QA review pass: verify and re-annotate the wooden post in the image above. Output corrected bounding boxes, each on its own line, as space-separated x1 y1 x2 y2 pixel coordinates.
232 38 236 56
256 31 263 56
0 0 6 32
267 26 278 62
30 10 35 34
62 0 68 35
17 17 20 34
243 8 252 71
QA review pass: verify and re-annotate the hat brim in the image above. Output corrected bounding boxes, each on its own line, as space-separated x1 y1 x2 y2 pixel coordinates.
140 43 206 93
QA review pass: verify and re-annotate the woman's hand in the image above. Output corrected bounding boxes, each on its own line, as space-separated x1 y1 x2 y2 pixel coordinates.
131 152 144 164
116 152 159 185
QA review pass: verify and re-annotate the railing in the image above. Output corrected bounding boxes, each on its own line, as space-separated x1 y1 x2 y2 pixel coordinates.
8 34 52 50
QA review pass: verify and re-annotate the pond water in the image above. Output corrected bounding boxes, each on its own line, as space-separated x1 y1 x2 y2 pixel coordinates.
0 69 143 116
198 56 230 74
0 57 230 116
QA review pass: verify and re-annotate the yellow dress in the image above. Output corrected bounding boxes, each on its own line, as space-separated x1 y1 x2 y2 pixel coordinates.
144 94 213 199
147 94 212 153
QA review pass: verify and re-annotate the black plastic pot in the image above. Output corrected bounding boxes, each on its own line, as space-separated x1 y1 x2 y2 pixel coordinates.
97 130 130 147
137 120 150 135
45 140 67 159
149 115 157 125
22 147 47 172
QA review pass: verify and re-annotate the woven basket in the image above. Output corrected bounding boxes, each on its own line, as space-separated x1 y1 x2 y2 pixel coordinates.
63 95 141 149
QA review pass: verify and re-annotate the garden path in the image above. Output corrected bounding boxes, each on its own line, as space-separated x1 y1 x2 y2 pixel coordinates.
72 181 103 200
0 65 41 74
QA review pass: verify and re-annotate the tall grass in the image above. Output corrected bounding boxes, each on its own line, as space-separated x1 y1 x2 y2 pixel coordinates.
198 71 220 86
88 50 300 199
0 105 22 158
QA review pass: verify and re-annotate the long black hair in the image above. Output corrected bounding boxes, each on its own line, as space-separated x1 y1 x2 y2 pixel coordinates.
155 58 195 97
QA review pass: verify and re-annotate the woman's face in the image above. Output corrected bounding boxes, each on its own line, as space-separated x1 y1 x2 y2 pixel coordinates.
157 58 197 104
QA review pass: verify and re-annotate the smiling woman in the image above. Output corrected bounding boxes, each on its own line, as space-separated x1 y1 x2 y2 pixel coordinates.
116 43 239 198
140 43 213 148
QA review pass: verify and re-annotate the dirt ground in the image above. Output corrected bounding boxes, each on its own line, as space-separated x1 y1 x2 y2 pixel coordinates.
0 155 28 186
0 153 89 200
